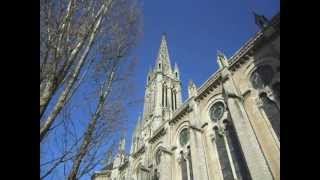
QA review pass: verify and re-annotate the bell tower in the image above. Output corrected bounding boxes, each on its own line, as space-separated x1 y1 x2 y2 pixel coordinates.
142 34 182 132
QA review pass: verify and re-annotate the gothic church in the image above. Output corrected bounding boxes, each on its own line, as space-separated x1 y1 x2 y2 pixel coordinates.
92 12 280 180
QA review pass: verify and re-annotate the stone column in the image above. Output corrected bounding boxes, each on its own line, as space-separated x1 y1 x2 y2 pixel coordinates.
221 69 273 180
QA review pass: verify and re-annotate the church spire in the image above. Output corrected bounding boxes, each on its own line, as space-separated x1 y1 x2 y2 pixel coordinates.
155 33 172 74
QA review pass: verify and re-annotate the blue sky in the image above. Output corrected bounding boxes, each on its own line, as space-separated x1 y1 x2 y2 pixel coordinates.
124 0 279 152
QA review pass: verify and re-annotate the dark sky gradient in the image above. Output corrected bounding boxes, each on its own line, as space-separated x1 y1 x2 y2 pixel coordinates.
125 0 279 152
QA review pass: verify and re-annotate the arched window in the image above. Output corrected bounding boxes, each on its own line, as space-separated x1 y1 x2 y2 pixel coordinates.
165 87 168 107
174 90 177 110
179 129 190 147
179 129 193 180
225 123 251 180
162 84 164 107
209 101 225 122
171 89 177 111
250 65 280 141
214 124 252 180
215 129 233 180
171 89 174 111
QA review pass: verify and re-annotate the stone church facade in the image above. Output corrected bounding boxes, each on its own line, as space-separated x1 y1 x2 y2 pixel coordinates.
92 12 280 180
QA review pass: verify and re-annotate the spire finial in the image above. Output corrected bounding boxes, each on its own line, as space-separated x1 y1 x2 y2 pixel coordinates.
118 135 125 152
253 11 269 29
188 79 197 98
217 49 229 69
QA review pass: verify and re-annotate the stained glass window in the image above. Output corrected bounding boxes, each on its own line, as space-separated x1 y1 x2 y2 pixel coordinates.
179 129 190 147
225 124 252 180
210 102 225 122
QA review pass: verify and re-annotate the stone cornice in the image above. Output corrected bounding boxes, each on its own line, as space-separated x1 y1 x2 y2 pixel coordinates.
169 102 192 125
131 145 145 159
195 74 222 102
149 127 166 144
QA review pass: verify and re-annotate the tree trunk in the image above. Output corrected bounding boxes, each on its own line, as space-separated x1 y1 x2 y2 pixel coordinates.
40 0 112 142
67 69 115 180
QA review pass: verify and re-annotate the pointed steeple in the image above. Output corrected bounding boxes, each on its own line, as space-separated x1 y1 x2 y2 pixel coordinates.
155 33 172 74
217 50 229 69
253 11 269 29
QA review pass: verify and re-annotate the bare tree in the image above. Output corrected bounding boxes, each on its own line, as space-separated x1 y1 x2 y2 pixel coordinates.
40 0 142 179
40 0 141 142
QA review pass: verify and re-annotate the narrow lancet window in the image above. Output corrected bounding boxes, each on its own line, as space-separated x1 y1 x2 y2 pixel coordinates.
187 147 194 180
171 89 174 111
215 129 233 180
165 87 168 107
175 92 177 110
225 123 252 180
162 84 164 107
